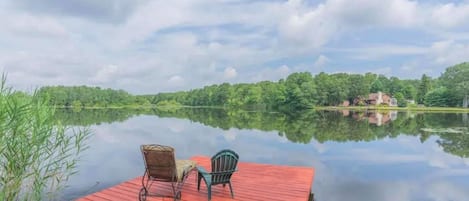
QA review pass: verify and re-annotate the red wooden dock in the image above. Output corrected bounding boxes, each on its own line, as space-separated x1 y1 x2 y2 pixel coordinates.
77 156 314 201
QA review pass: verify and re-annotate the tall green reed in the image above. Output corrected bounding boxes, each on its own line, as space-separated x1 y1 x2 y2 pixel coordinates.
0 75 90 201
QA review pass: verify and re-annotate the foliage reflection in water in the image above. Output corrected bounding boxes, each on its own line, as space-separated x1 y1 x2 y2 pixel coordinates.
55 108 469 158
58 107 469 201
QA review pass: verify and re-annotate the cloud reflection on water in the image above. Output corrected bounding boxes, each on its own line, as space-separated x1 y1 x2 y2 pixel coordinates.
65 115 469 201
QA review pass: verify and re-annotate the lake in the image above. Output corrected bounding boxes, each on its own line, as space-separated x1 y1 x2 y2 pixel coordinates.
59 108 469 201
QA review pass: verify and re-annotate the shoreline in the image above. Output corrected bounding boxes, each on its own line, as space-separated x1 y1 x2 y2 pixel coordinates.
315 106 469 113
56 105 469 113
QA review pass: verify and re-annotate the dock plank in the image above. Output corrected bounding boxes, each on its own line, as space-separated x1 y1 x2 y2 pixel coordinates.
77 156 314 201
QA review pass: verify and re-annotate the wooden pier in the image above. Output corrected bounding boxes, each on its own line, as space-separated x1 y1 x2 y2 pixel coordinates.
77 156 315 201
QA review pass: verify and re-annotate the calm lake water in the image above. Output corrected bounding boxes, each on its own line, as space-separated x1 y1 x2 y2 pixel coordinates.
59 108 469 201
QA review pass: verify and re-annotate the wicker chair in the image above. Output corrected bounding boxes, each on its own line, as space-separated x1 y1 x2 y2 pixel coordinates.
139 144 196 201
197 149 239 201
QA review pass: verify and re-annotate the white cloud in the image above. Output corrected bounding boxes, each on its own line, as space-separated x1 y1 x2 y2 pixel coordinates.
223 67 238 79
0 0 468 93
223 130 238 141
1 13 68 38
429 40 469 66
373 67 393 76
311 140 328 153
313 55 330 68
8 0 146 23
333 45 428 60
431 3 469 28
427 181 469 201
328 0 419 27
277 65 291 77
398 61 434 77
167 122 186 133
276 0 421 52
168 75 184 86
94 126 119 143
277 1 338 51
327 148 425 164
92 65 119 84
400 62 417 72
249 65 291 83
464 158 469 166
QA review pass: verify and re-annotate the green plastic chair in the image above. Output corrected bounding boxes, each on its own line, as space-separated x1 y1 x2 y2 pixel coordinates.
197 149 239 201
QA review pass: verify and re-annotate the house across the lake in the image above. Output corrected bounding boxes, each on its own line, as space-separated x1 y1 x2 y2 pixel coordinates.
353 92 398 106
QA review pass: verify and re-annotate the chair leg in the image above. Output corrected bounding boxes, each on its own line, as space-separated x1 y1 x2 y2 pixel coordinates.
207 185 212 201
197 173 202 191
228 182 234 199
140 171 150 201
141 171 147 189
139 188 147 201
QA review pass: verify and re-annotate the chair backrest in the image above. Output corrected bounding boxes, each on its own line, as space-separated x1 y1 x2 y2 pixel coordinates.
141 144 177 182
210 149 239 185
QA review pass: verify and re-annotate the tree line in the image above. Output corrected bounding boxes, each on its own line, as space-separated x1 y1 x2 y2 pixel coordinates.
38 62 469 109
37 85 152 108
143 62 468 109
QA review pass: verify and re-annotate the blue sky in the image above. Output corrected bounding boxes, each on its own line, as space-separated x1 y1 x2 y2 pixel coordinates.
0 0 468 94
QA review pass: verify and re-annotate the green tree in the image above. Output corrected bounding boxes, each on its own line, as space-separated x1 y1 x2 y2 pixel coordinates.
389 77 404 95
417 74 432 104
373 75 391 93
393 92 407 107
284 72 316 109
370 79 384 93
37 86 136 108
424 87 452 107
440 62 469 107
213 83 231 106
328 73 350 105
259 81 286 109
401 83 417 101
72 100 82 108
245 85 262 105
314 73 350 106
348 74 369 101
314 72 331 106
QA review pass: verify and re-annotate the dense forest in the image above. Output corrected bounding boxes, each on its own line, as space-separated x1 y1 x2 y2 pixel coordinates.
143 62 468 109
38 62 469 110
37 86 152 108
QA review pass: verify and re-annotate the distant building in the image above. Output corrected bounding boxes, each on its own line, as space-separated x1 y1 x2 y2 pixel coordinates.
353 92 397 106
341 100 350 107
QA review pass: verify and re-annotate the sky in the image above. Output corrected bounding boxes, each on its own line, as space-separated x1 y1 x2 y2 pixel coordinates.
0 0 468 94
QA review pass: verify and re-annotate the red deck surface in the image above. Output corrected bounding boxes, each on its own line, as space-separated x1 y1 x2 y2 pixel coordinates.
77 156 314 201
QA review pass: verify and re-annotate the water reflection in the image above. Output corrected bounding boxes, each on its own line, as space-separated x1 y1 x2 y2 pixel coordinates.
58 108 469 201
349 110 398 126
55 108 469 158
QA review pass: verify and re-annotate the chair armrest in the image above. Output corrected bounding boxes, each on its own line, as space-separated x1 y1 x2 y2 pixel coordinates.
197 166 210 175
